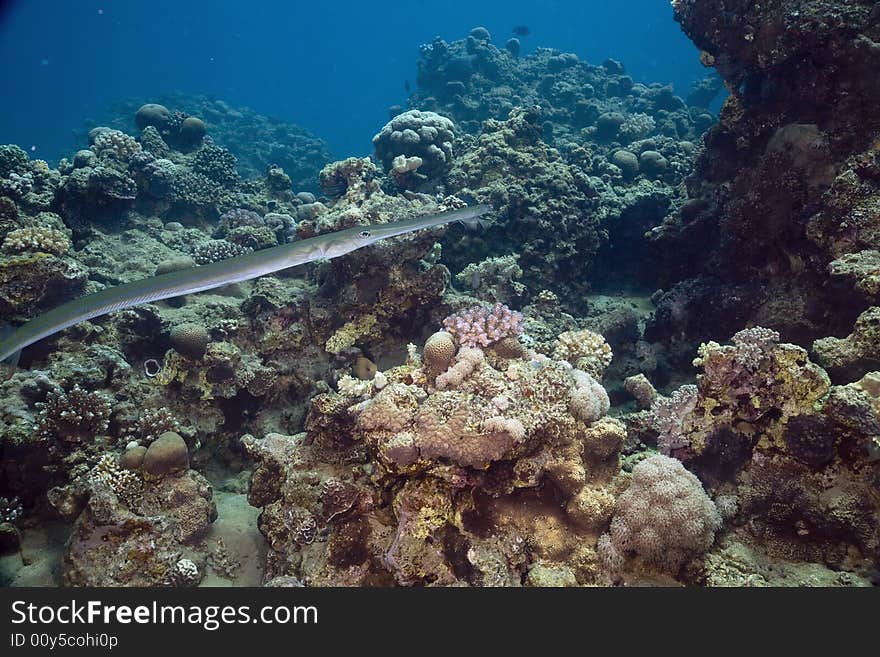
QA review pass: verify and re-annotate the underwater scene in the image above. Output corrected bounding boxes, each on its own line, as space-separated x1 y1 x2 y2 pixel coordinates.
0 0 878 589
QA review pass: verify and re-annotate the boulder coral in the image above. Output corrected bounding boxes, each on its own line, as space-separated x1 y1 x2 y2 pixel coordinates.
598 454 721 575
372 110 456 188
62 450 215 586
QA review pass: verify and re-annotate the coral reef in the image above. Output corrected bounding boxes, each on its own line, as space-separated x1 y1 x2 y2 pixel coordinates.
243 322 627 586
410 34 704 144
649 0 880 359
628 330 880 579
2 12 879 589
104 94 332 192
401 30 709 309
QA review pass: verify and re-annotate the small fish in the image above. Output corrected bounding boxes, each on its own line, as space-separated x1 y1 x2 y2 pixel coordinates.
512 25 530 37
404 80 411 93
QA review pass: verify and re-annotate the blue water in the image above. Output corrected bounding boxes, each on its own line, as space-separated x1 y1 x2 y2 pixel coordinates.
0 0 704 163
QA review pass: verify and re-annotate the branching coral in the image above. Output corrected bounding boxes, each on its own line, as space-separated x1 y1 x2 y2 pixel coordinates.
35 384 112 443
442 303 524 348
164 558 201 587
89 453 144 510
192 144 239 187
129 407 181 444
0 144 29 178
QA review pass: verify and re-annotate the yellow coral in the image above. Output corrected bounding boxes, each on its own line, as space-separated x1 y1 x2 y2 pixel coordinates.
2 226 70 255
582 417 626 461
324 313 378 354
566 484 616 530
553 329 613 379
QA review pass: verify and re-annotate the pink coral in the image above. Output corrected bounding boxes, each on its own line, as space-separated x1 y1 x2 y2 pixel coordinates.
435 347 484 390
598 454 721 574
442 303 524 348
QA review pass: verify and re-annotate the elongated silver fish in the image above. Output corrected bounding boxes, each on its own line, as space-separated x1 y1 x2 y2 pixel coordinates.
0 204 491 363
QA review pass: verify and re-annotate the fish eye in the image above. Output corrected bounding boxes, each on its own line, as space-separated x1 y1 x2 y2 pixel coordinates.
359 230 371 238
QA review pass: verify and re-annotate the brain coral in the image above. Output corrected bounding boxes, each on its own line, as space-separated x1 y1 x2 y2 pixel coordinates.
169 322 210 359
423 330 457 371
598 454 721 574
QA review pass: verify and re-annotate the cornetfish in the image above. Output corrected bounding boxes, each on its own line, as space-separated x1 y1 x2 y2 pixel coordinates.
0 204 491 363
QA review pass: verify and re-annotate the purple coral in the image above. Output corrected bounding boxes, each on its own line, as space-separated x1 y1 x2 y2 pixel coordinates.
731 327 780 371
650 384 698 456
442 303 524 348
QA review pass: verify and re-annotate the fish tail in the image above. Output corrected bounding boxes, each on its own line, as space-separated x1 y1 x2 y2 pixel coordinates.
455 204 493 231
0 322 22 367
